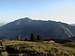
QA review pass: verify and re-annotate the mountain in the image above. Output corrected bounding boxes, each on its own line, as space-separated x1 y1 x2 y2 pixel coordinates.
70 25 75 34
0 17 74 40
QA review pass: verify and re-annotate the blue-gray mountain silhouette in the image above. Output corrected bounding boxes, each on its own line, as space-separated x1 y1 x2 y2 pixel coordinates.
0 17 74 40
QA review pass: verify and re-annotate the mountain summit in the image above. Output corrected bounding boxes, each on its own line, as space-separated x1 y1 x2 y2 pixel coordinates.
16 17 32 21
0 17 74 40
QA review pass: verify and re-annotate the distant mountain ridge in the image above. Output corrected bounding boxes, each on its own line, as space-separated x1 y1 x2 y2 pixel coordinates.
0 17 74 40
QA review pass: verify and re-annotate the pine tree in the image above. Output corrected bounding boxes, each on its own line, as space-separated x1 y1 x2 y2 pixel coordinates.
30 33 37 41
37 35 40 40
37 35 42 41
24 38 28 41
16 35 21 40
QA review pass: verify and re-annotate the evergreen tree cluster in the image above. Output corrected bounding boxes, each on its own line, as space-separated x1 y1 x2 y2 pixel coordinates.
16 33 42 41
30 33 42 41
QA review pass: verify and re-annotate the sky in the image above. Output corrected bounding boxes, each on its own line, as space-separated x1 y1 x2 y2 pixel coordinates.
0 0 75 24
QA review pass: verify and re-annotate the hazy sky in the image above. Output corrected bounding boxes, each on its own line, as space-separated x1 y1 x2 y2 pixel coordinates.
0 0 75 24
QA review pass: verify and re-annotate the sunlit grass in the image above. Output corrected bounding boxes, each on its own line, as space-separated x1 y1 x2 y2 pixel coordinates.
1 40 75 56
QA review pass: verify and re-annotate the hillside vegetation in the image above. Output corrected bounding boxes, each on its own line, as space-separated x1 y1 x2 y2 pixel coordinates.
0 40 75 56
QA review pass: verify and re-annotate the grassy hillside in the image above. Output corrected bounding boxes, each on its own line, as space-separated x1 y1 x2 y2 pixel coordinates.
0 40 75 56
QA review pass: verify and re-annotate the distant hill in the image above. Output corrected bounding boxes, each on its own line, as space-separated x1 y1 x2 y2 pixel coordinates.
0 17 74 40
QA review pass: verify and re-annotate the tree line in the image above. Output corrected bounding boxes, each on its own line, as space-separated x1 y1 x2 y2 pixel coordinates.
16 33 42 41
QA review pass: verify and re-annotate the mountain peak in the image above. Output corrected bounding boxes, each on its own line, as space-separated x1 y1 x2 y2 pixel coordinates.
21 17 32 21
15 17 32 23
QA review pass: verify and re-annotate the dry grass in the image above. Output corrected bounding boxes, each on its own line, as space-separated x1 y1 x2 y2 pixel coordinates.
0 40 75 56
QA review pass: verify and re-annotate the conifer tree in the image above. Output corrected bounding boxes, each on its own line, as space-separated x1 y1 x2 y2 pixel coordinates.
37 35 42 41
30 33 37 41
16 35 21 40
